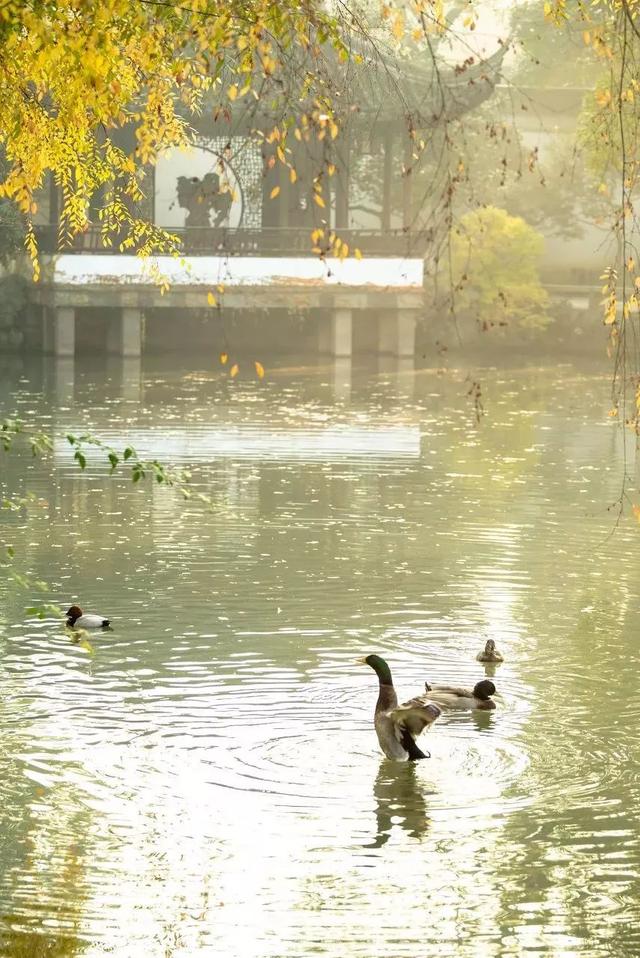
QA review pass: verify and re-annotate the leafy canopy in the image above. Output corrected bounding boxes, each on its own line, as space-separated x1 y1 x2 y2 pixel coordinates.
0 0 349 273
450 206 550 331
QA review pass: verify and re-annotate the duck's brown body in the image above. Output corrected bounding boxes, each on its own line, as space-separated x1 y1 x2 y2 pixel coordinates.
476 639 504 663
363 655 441 761
422 680 496 711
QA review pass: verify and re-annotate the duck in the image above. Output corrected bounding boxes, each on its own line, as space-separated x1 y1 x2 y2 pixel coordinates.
476 639 504 663
422 679 496 711
66 605 110 629
360 654 442 761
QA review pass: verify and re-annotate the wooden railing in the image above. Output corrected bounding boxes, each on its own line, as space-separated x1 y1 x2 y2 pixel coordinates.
35 225 429 258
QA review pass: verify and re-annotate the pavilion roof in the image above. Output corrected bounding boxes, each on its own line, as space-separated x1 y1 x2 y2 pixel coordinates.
197 38 508 134
344 39 509 124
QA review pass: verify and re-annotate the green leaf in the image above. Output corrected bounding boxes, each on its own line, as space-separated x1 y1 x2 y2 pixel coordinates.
123 446 135 461
6 545 15 559
108 452 119 471
74 450 87 470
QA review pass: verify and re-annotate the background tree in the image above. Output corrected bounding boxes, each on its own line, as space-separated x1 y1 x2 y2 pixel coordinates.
447 205 550 332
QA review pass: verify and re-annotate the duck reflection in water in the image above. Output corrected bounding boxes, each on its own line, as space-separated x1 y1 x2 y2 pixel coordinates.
366 760 432 848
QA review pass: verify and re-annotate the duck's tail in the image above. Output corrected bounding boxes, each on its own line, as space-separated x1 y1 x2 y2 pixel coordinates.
399 727 429 761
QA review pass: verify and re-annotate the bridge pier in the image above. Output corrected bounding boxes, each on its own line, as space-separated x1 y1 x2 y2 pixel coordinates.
319 308 352 357
43 305 143 358
107 307 143 357
378 309 416 357
43 306 76 357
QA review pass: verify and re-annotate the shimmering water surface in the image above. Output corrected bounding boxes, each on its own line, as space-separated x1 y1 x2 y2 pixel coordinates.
1 354 640 958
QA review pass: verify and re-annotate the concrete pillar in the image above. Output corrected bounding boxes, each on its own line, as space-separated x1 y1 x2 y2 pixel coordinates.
319 308 352 357
378 310 416 358
53 307 75 357
108 307 142 357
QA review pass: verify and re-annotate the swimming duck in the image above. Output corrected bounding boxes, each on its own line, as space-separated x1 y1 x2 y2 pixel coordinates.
66 605 110 629
476 639 504 663
422 679 496 711
360 654 442 761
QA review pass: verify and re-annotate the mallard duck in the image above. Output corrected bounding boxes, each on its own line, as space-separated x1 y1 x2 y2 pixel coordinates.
476 639 504 663
422 679 496 711
360 654 442 761
66 605 110 629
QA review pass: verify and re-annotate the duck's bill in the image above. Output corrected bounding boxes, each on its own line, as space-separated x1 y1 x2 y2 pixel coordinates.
355 656 369 665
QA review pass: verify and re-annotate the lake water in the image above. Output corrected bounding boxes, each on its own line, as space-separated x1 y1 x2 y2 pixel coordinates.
1 354 639 958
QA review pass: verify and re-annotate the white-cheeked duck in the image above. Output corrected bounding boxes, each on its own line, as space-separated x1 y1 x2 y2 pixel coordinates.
422 679 496 711
66 605 110 629
360 654 442 761
476 639 504 663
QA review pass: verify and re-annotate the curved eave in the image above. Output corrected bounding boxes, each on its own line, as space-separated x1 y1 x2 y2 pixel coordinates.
193 39 508 133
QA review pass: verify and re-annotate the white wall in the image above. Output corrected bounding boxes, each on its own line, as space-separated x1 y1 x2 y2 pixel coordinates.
49 255 425 288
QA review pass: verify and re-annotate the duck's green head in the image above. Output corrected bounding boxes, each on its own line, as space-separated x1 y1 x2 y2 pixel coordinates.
474 679 496 700
358 654 393 685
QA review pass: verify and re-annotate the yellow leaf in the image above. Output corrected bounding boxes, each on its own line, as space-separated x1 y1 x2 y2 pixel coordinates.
313 193 326 208
327 163 336 176
633 504 640 523
392 11 404 40
289 167 297 184
354 248 362 260
207 292 217 307
270 185 280 199
254 361 265 379
220 352 228 365
277 146 286 164
230 364 239 378
228 84 238 101
330 122 338 140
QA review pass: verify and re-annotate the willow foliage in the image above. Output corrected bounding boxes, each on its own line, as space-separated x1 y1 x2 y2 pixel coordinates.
0 0 352 272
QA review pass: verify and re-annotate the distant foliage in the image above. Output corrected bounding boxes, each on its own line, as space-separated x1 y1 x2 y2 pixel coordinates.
0 273 28 329
0 198 24 265
0 198 28 333
449 206 550 331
